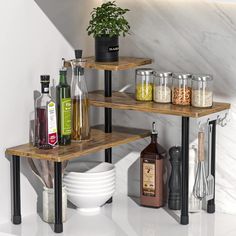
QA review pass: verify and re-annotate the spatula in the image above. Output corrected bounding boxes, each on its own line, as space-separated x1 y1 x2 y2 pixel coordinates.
206 123 214 201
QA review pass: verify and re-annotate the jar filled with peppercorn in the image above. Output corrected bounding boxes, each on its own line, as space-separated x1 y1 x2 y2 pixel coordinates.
135 68 155 101
172 74 192 106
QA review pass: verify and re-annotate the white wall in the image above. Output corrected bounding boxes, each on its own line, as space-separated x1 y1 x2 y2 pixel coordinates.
0 0 102 224
112 0 236 214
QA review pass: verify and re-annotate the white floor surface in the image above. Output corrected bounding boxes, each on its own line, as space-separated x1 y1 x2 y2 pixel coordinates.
1 194 236 236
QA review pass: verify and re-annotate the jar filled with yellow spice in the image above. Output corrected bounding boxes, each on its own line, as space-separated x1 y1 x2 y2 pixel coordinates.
135 68 155 101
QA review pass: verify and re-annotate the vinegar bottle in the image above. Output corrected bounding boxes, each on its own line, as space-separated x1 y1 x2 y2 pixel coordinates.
71 50 90 141
140 122 167 207
35 75 58 149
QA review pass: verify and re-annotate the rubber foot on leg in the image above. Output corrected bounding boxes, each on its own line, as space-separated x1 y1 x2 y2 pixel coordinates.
12 215 21 225
180 215 189 225
54 223 63 233
207 204 215 214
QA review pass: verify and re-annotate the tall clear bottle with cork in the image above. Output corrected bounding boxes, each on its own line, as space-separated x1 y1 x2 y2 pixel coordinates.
140 122 167 207
71 50 90 141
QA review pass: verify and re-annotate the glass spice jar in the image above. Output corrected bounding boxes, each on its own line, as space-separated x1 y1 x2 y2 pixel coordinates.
153 72 173 103
135 68 154 101
172 74 192 106
191 75 213 108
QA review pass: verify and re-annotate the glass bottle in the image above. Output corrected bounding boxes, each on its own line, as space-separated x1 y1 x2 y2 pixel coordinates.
140 122 167 208
153 72 172 103
135 68 154 101
35 75 58 149
71 50 90 141
56 63 72 145
191 75 213 108
172 73 192 105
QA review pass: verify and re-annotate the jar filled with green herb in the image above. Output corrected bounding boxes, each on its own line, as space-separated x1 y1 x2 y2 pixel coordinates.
135 68 154 101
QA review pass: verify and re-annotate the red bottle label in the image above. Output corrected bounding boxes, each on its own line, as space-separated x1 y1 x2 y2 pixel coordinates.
47 101 58 146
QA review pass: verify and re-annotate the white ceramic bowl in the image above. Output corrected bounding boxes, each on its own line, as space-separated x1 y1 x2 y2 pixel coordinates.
63 175 115 186
64 171 115 182
66 186 115 195
67 190 115 211
65 162 115 179
64 180 115 191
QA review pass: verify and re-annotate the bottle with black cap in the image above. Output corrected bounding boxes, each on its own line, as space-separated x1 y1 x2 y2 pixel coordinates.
56 59 72 145
71 49 90 141
140 122 167 207
35 75 58 149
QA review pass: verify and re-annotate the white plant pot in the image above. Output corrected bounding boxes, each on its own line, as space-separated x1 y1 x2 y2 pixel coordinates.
43 186 67 223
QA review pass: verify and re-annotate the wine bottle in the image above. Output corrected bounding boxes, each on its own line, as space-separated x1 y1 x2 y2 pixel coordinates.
35 75 58 149
140 122 167 207
56 64 72 145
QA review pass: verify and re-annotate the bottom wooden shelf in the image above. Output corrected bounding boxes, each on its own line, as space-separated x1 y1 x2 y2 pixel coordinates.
5 125 150 162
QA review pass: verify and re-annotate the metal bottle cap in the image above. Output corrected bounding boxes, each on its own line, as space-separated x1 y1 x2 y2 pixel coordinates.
40 75 50 83
152 122 158 135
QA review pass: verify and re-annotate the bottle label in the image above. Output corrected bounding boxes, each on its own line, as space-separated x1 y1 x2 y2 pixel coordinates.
61 98 72 135
143 160 155 197
47 101 58 146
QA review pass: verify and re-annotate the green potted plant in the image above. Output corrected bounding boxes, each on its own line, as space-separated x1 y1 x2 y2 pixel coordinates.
87 1 130 62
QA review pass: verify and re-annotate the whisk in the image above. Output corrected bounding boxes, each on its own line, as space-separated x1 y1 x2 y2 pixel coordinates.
193 131 208 200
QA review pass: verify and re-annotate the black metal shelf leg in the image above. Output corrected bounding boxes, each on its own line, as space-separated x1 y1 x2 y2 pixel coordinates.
54 162 63 233
105 70 112 203
181 117 189 225
207 120 216 213
11 155 21 225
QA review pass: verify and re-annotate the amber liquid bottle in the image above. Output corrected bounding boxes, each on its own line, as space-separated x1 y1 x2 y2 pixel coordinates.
71 50 90 141
140 122 167 207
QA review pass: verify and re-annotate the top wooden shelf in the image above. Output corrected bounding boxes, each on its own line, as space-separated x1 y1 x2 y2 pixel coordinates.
89 91 230 118
64 57 152 71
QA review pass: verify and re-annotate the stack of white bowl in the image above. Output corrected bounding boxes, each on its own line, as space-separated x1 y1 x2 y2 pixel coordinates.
63 161 115 212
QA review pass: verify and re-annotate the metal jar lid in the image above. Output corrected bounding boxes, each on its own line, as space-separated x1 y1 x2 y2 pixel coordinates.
159 72 173 78
192 74 213 82
174 73 192 80
136 68 155 76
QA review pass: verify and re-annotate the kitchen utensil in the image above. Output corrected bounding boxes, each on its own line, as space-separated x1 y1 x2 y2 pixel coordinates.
193 131 208 200
189 145 201 212
28 159 68 188
206 123 214 201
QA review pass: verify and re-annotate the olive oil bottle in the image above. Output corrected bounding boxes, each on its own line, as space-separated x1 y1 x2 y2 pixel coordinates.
56 64 72 145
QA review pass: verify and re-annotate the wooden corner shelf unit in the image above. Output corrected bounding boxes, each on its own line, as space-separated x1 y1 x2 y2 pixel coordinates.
5 57 231 233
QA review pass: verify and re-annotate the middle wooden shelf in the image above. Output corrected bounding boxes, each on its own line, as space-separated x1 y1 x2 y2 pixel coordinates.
89 90 230 118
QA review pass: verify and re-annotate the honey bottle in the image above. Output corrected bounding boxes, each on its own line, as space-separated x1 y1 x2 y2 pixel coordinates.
140 122 167 207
